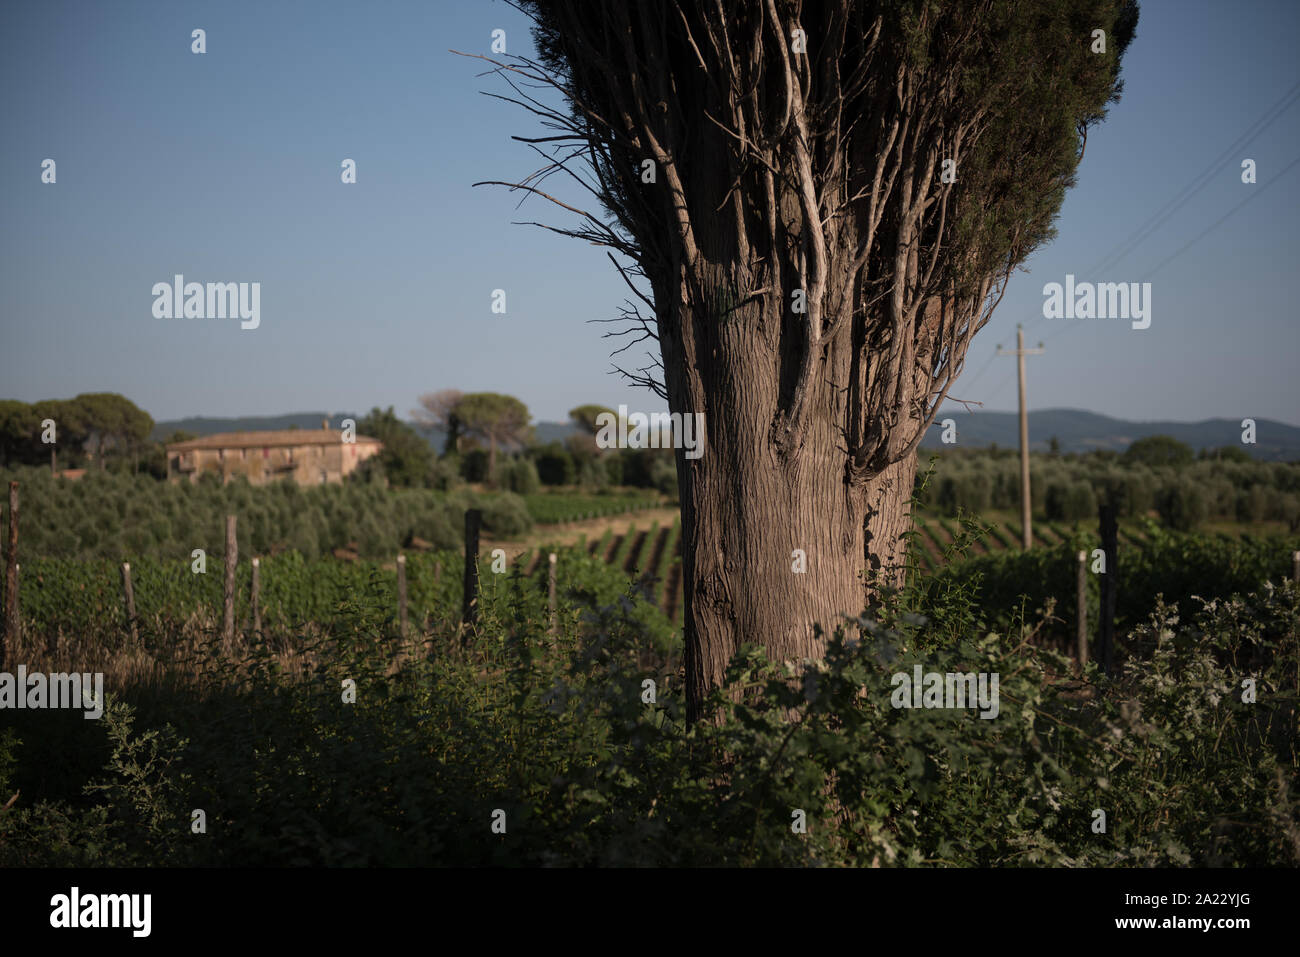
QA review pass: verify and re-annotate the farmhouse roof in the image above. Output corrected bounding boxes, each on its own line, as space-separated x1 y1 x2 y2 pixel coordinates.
165 428 382 451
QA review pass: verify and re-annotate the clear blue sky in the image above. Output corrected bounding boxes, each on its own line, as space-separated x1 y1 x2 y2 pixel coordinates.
1 0 1297 427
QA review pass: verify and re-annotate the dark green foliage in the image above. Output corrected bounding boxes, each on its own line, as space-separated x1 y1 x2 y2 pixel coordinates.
459 448 490 482
617 447 674 490
649 455 678 500
577 458 608 489
499 456 542 495
923 520 1300 646
1237 483 1272 523
426 455 460 492
0 399 39 467
0 393 154 470
1044 479 1097 522
1278 493 1300 533
1123 434 1195 468
913 448 1299 525
1201 444 1253 463
356 406 437 487
533 443 577 485
0 466 655 564
601 452 624 487
1156 478 1208 531
4 561 1294 866
618 448 654 488
479 492 534 538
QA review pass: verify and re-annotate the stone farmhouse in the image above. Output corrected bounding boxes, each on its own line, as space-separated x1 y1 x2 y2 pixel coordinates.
165 420 383 486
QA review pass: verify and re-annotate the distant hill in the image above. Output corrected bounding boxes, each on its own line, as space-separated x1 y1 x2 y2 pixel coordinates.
154 408 1298 460
919 408 1300 460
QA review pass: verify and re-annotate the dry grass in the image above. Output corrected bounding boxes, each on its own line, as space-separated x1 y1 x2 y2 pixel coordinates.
5 608 444 704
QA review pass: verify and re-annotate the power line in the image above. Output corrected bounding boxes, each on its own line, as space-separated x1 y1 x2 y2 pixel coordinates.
984 365 1018 403
1032 149 1299 349
1143 151 1300 279
962 80 1300 396
1086 78 1300 278
952 346 1000 397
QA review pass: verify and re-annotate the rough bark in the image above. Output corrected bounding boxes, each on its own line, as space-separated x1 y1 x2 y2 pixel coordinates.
663 270 921 720
680 439 916 719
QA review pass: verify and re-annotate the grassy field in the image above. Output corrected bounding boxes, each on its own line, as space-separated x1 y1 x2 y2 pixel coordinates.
4 489 1297 867
4 513 1296 868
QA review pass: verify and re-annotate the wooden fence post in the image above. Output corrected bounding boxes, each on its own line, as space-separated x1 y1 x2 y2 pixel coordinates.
397 553 408 639
120 561 139 643
1097 505 1117 679
250 557 261 636
1076 550 1087 676
430 559 442 637
462 509 482 641
223 515 237 644
3 481 18 663
548 552 558 637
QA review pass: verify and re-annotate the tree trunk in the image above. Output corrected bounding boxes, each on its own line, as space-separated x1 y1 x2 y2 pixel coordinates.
665 277 918 723
680 449 914 722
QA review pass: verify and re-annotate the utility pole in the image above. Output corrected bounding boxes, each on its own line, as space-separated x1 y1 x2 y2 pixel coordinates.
997 325 1044 549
